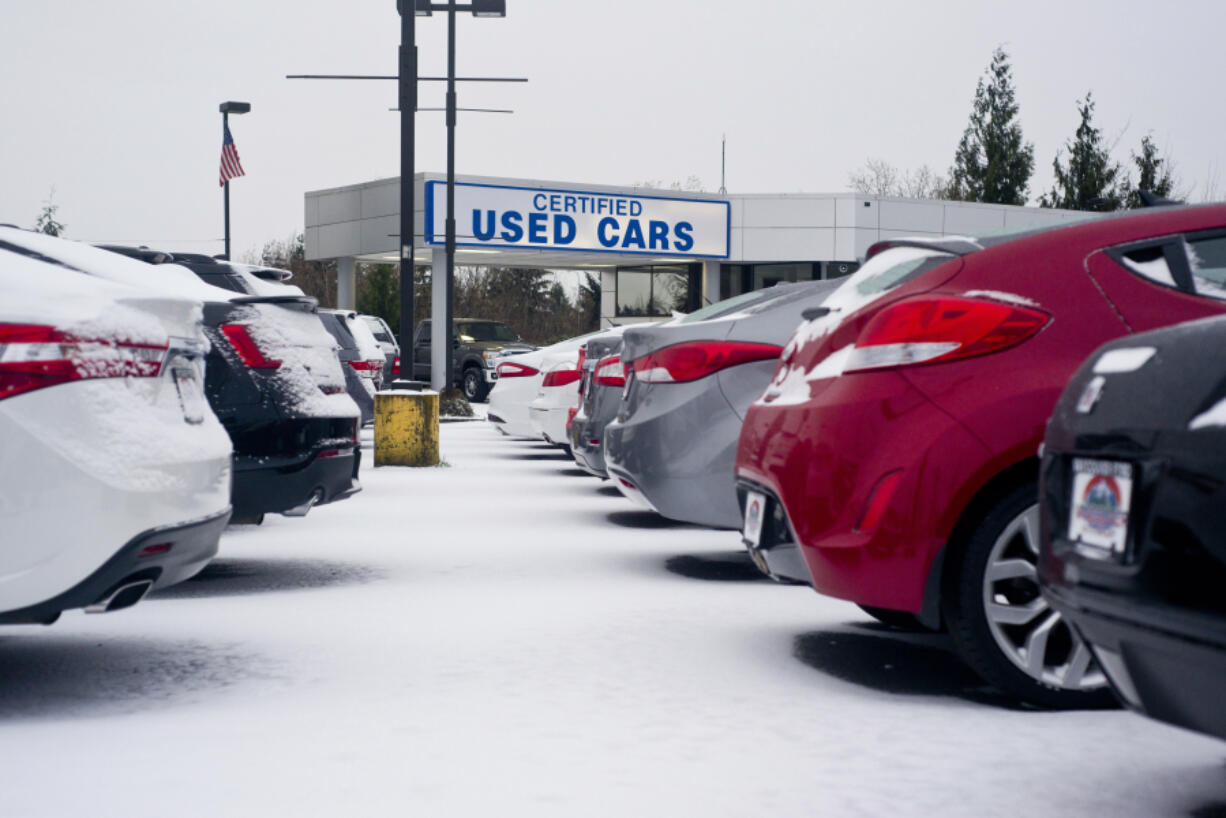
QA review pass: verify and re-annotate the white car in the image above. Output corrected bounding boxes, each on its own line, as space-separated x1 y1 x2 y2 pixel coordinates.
528 349 588 448
487 331 602 438
0 242 233 625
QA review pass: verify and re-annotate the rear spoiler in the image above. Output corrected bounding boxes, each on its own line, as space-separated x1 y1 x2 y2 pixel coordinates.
230 295 319 309
865 237 983 261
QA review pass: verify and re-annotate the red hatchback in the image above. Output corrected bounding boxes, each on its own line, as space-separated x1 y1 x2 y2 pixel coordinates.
735 204 1226 707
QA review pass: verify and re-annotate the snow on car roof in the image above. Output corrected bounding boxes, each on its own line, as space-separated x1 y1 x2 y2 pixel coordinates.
0 227 240 303
0 248 192 344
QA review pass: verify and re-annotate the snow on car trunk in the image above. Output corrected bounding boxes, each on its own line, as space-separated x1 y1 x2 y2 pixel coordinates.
239 302 358 419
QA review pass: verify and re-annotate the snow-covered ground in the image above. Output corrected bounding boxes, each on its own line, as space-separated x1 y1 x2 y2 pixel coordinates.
2 420 1225 817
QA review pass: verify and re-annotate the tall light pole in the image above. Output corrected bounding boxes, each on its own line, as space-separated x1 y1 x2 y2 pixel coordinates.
416 0 507 393
219 101 250 260
396 4 418 385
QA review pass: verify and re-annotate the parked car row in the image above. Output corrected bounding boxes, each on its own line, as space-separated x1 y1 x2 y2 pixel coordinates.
486 203 1226 743
0 227 389 625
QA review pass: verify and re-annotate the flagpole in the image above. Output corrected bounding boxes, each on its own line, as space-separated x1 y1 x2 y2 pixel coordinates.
218 101 251 261
222 111 231 260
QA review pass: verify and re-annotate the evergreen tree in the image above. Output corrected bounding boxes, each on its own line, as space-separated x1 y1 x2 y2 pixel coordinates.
945 47 1035 205
34 193 65 237
577 273 602 331
1040 93 1125 211
356 264 401 330
1122 134 1178 208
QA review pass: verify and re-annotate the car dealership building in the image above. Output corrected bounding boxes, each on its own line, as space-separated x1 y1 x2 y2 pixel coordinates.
305 172 1084 327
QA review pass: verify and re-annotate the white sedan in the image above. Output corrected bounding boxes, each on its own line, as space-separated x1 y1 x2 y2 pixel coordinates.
0 240 233 625
527 351 586 448
487 331 601 439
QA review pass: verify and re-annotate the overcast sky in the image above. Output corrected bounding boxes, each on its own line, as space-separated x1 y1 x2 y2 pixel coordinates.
3 0 1224 261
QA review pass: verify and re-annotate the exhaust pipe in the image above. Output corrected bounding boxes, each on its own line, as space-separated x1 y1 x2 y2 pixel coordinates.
282 489 324 518
84 578 155 614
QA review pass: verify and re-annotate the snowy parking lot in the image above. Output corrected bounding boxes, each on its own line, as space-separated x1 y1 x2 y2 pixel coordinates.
2 418 1225 817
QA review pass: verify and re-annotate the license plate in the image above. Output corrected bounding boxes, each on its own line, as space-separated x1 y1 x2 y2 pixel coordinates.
173 367 207 424
1068 458 1133 557
743 490 767 547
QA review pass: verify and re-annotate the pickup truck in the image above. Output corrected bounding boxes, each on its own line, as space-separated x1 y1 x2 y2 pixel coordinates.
412 318 535 401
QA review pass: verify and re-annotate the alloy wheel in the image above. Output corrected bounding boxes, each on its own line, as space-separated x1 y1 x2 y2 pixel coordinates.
981 504 1106 691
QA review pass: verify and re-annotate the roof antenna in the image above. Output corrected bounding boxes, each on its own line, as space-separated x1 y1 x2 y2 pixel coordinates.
719 134 727 195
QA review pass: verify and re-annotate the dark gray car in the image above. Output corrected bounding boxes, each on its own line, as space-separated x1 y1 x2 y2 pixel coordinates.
319 310 380 424
602 280 841 529
569 331 632 477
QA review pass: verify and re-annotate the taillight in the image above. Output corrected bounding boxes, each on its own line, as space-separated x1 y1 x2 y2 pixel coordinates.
392 356 400 375
594 355 625 387
497 361 539 378
843 296 1050 373
633 341 783 384
348 360 382 379
220 323 282 369
566 405 578 431
541 367 582 388
0 323 167 401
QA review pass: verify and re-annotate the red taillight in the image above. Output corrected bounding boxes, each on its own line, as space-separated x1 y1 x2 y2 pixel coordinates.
220 323 282 370
348 359 382 378
566 406 578 431
633 341 783 384
0 323 167 401
497 361 539 378
318 449 341 459
392 356 401 375
541 367 582 388
844 296 1050 373
137 543 172 558
594 354 625 387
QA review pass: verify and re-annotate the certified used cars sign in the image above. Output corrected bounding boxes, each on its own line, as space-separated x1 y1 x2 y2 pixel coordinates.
426 181 730 259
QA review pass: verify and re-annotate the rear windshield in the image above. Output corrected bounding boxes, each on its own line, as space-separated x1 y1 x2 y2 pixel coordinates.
361 314 395 343
457 321 519 342
679 287 787 324
853 249 956 298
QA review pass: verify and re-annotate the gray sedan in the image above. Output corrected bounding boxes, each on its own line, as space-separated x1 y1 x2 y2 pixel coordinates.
602 280 840 529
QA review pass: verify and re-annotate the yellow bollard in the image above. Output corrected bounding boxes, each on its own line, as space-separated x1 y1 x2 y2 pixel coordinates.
374 389 440 467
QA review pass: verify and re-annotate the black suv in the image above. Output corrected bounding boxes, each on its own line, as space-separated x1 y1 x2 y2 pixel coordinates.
98 248 363 524
411 318 534 401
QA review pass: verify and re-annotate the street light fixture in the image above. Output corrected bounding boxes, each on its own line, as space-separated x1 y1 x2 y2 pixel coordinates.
219 101 251 261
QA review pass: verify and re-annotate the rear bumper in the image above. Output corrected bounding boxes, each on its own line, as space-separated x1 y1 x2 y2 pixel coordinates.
0 508 229 625
735 371 992 611
735 480 812 584
1045 582 1226 739
233 447 361 517
570 412 607 477
603 380 746 530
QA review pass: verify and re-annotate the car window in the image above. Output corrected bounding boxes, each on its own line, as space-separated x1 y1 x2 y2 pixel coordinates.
1187 235 1226 300
678 288 782 324
360 315 395 343
457 321 518 342
1119 245 1178 288
854 251 955 297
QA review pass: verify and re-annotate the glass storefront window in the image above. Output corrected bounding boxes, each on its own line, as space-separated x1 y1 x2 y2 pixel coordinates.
615 265 693 316
616 270 653 316
752 263 817 289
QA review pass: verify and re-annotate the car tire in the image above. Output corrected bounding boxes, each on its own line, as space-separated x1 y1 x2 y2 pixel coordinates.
943 480 1116 709
857 605 931 632
229 513 264 526
462 367 489 402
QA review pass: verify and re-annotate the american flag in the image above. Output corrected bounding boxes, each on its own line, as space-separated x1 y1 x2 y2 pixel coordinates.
219 123 246 187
